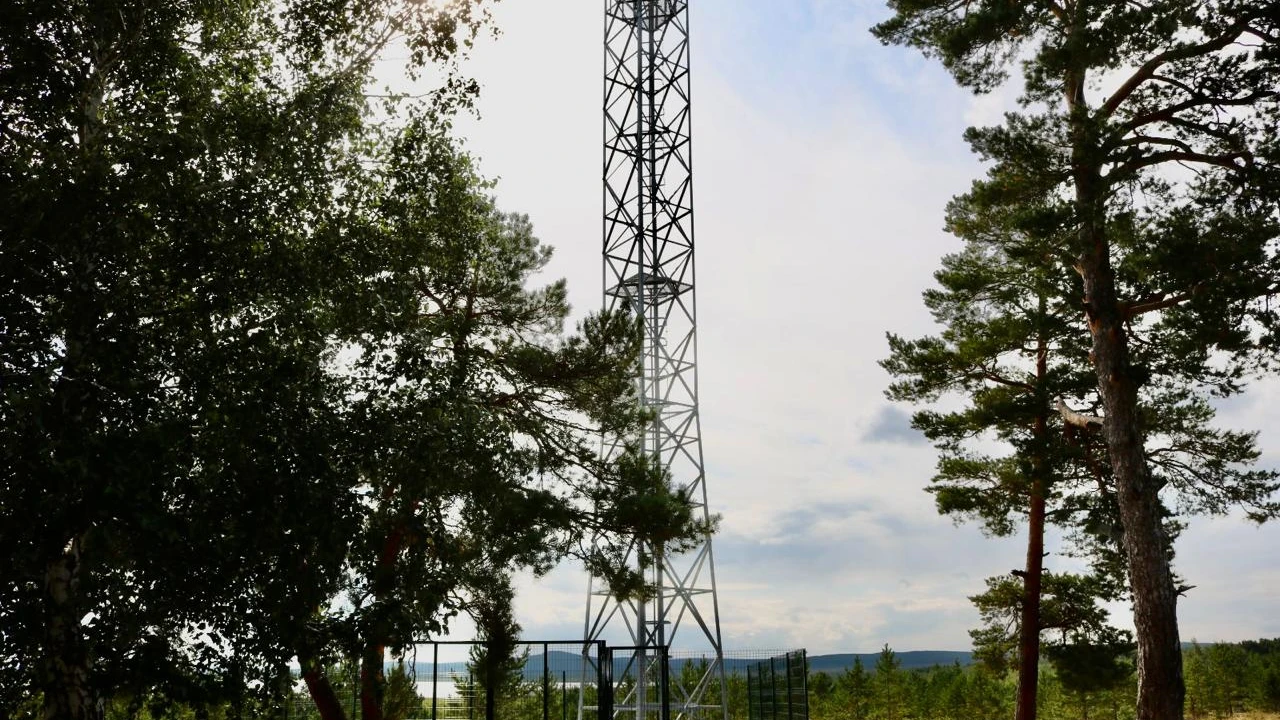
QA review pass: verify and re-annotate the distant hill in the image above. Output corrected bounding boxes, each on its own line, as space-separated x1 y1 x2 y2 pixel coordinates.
401 649 973 681
806 651 973 674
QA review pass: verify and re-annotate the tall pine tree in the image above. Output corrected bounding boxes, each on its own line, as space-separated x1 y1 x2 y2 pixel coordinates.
874 3 1280 717
884 150 1278 720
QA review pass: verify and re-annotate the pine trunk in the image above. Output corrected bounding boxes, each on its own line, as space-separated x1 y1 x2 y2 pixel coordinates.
1016 339 1051 720
1074 165 1184 720
1016 479 1046 720
1062 17 1185 706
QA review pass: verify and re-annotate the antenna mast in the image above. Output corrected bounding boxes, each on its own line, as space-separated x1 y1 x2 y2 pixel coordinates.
585 1 727 718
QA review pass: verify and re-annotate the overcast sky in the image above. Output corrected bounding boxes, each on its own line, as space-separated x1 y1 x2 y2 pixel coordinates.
390 0 1280 656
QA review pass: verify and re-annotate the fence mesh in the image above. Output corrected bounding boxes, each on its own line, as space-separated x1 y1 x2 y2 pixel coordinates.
281 644 806 720
746 651 809 720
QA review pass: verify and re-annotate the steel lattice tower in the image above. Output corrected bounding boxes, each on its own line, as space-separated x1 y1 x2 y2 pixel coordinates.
584 2 726 719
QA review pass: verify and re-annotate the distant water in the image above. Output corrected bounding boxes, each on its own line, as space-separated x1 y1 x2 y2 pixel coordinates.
413 679 584 701
415 679 461 699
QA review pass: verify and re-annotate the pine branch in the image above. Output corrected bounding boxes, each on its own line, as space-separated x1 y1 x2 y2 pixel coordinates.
1056 399 1103 429
1100 16 1256 117
1112 134 1196 153
1121 286 1201 320
1108 149 1251 180
1118 90 1278 135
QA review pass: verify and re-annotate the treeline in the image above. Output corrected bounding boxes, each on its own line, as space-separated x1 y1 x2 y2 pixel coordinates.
808 641 1280 720
13 639 1279 719
1185 640 1280 719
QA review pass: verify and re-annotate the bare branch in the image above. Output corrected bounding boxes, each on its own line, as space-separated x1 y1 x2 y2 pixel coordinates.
1057 399 1104 429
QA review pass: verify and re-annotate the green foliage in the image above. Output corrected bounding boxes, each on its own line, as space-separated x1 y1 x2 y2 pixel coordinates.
875 0 1280 712
968 572 1133 679
1183 640 1280 720
837 657 871 720
800 639 1280 720
49 639 1280 720
872 645 907 720
810 650 1015 720
0 2 707 718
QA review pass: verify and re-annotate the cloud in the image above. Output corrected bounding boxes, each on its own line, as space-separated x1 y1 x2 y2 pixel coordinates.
862 405 927 446
417 0 1280 656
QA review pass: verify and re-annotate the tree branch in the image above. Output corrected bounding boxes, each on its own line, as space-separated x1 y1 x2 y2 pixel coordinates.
977 369 1036 392
1100 17 1254 117
1108 149 1250 180
1057 399 1103 429
1121 286 1202 320
1113 134 1196 153
1044 0 1068 24
1119 91 1277 135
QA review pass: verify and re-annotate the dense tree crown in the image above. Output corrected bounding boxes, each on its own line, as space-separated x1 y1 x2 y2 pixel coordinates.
0 3 705 719
875 1 1280 718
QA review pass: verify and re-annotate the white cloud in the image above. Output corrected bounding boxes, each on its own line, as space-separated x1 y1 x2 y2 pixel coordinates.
436 0 1280 655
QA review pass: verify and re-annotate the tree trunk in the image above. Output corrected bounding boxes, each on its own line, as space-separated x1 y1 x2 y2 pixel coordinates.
1063 18 1185 708
41 538 102 720
360 644 386 720
357 518 411 720
1016 478 1046 720
302 660 348 720
1016 336 1051 720
1074 161 1184 720
41 306 101 720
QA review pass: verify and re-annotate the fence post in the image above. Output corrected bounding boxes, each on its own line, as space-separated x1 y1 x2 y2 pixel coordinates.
770 656 779 720
747 665 754 720
433 644 439 720
543 643 550 720
784 653 794 720
486 643 496 720
469 672 474 720
659 646 670 720
599 642 613 720
799 651 808 720
562 671 567 720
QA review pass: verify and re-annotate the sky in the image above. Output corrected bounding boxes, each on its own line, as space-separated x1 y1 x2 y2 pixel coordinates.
381 0 1280 656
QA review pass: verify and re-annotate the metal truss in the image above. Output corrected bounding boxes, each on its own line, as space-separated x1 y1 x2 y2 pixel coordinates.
584 2 727 720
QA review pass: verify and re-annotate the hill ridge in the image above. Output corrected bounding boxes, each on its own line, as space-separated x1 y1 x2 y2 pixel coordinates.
399 649 975 679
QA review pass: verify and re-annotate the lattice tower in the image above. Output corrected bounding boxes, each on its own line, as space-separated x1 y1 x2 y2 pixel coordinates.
583 1 727 719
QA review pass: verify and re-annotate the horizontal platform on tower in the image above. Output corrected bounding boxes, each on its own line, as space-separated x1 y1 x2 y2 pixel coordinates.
606 272 693 301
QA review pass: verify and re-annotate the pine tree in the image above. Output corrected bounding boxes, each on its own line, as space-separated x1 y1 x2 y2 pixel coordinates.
871 645 905 720
874 3 1280 716
839 657 872 720
883 180 1276 720
882 185 1099 720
